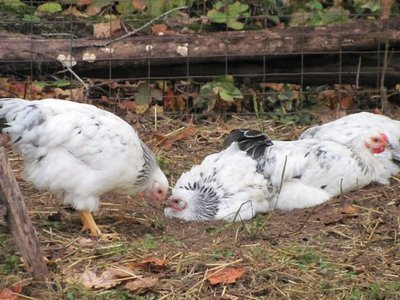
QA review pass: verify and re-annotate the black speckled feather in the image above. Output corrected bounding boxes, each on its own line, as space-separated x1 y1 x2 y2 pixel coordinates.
223 129 273 160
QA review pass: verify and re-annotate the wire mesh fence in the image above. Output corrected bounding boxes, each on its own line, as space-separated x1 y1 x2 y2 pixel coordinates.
0 0 399 122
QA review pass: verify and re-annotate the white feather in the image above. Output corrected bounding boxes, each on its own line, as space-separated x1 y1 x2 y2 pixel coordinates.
0 98 168 212
165 143 272 221
300 112 400 175
165 129 390 221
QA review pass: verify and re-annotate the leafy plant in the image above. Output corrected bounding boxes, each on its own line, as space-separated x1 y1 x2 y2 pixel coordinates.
1 255 20 275
36 2 62 14
142 234 158 250
199 75 243 112
0 0 28 13
156 155 170 176
289 1 350 27
239 214 266 239
143 0 193 17
352 0 381 15
207 1 250 30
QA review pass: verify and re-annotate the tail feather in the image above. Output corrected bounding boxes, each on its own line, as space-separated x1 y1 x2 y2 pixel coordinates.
223 128 273 159
0 98 41 143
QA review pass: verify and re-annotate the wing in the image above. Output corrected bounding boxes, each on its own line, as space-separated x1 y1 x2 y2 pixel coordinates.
259 139 374 197
300 112 400 159
0 98 147 196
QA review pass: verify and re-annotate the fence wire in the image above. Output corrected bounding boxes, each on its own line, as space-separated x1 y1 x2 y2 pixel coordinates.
0 1 399 120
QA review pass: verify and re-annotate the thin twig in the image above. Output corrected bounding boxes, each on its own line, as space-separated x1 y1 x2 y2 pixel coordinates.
61 63 90 91
101 6 188 47
380 41 390 113
356 56 361 89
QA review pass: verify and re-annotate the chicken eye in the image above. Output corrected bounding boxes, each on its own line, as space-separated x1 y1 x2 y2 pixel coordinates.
372 138 379 143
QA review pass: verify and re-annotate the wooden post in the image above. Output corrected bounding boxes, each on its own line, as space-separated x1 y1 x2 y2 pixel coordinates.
0 147 50 282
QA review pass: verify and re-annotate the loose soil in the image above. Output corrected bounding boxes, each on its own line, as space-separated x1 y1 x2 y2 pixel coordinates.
0 113 399 300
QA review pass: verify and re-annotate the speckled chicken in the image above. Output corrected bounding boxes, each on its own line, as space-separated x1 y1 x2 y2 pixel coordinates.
0 98 169 236
300 112 400 175
165 128 389 221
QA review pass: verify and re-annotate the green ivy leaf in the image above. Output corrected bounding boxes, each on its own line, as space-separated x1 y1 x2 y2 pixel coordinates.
219 90 234 102
37 2 62 13
308 0 323 11
136 82 151 105
268 15 280 25
214 1 224 10
227 20 244 30
116 0 134 14
207 9 227 23
22 14 41 22
53 80 71 87
228 1 248 16
1 0 28 12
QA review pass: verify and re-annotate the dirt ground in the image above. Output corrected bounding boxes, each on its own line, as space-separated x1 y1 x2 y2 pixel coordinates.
1 113 400 300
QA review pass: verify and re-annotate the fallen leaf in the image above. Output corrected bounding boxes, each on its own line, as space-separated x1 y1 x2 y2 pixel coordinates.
341 203 358 215
85 5 101 16
0 288 16 300
93 20 122 38
132 0 146 11
76 0 92 6
109 265 137 278
125 277 158 293
75 236 96 247
81 269 119 289
9 283 23 294
138 257 168 268
207 267 245 285
119 100 136 111
151 24 168 35
318 110 347 124
260 82 283 91
339 95 355 110
163 87 175 110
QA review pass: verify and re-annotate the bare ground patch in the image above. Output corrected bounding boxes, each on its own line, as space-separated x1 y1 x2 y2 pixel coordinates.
0 115 399 299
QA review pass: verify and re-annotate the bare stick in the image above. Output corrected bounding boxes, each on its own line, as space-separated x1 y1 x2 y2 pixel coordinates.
0 147 50 281
356 56 361 89
380 41 390 112
102 6 188 47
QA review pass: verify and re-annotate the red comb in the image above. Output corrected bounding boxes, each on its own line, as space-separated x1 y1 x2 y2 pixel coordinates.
380 133 389 142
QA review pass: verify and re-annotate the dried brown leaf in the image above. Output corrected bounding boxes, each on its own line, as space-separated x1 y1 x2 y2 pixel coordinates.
339 95 355 110
119 100 136 111
76 0 92 6
81 269 120 289
125 277 158 293
207 267 245 285
85 5 101 16
341 203 358 215
151 24 168 35
138 257 168 268
0 288 17 300
132 0 146 11
109 265 137 278
260 83 283 91
75 236 96 247
10 283 23 295
93 20 122 38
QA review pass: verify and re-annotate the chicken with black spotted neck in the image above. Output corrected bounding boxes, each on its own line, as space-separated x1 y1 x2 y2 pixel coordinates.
165 128 390 222
0 98 169 237
300 112 400 176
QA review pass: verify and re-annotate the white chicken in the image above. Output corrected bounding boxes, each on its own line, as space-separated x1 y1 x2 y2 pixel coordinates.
165 128 389 221
0 98 169 236
300 112 400 175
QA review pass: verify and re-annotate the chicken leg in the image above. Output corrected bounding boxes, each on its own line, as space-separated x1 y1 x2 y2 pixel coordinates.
79 211 102 237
